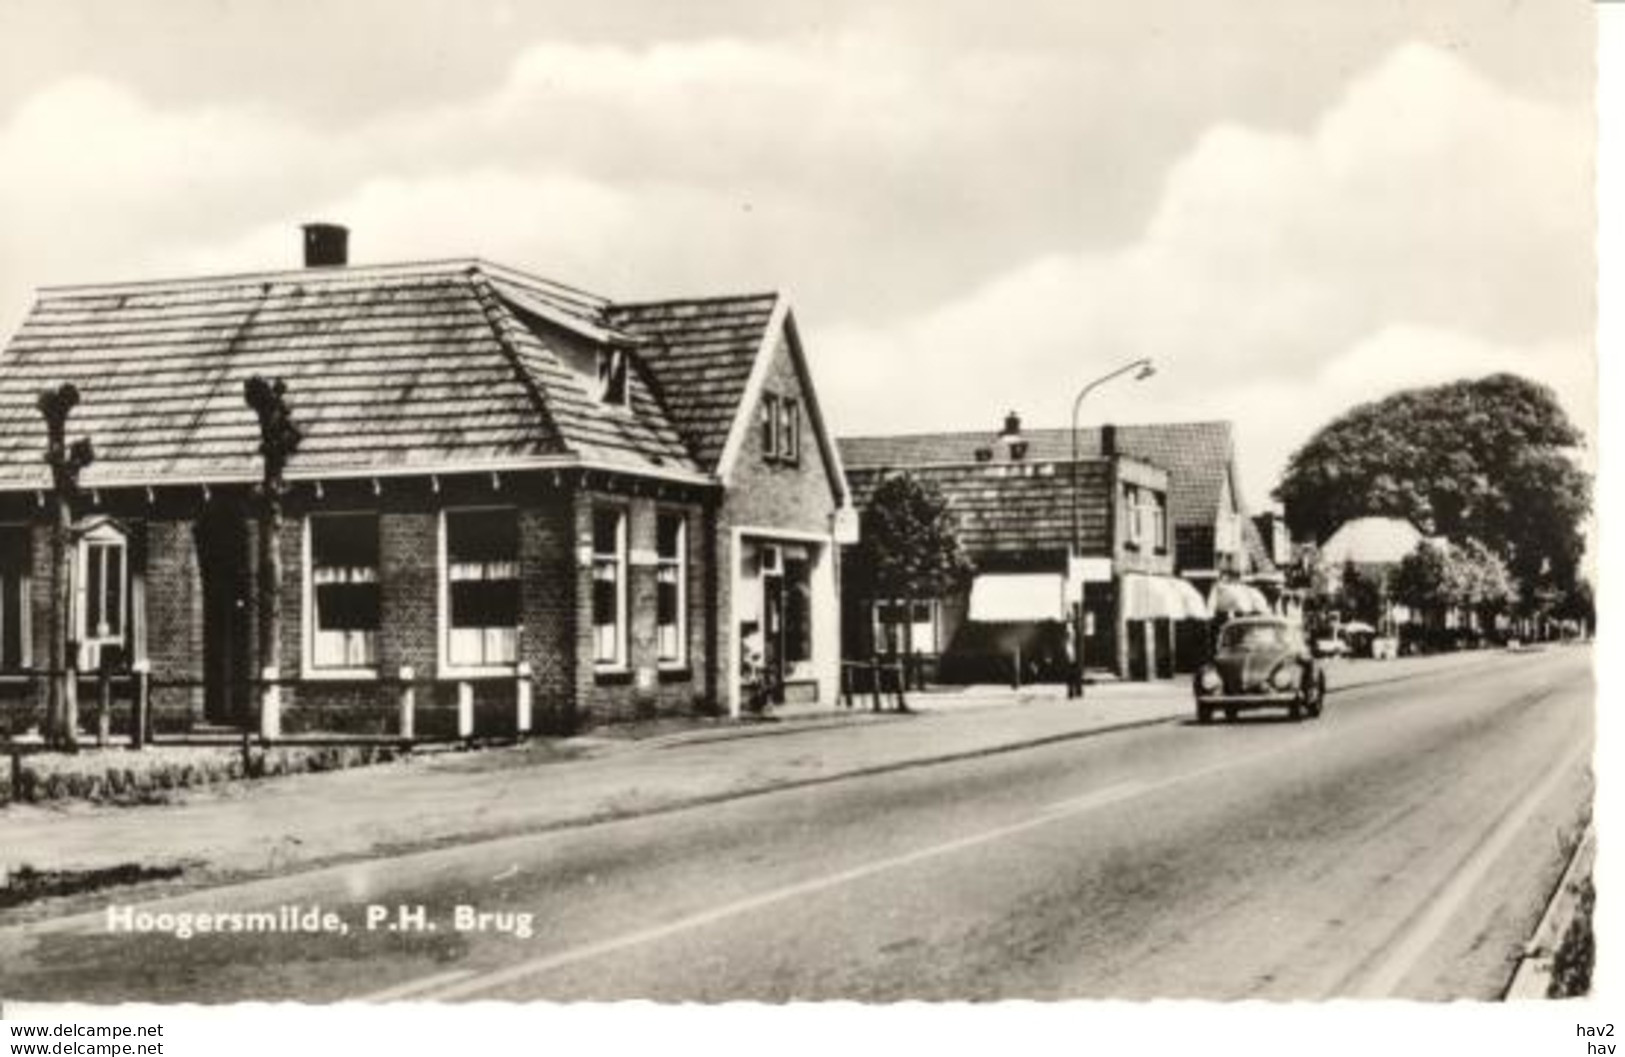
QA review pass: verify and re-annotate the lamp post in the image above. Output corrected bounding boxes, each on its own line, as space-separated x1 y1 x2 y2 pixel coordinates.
1069 358 1155 697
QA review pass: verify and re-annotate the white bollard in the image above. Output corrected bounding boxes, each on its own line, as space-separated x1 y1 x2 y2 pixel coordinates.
259 665 281 740
457 681 474 740
516 662 533 736
398 666 415 741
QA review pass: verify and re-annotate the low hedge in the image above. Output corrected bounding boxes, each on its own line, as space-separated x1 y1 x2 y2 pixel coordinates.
3 743 404 807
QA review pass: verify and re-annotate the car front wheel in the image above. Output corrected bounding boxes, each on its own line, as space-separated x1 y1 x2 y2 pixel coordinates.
1196 703 1214 724
1303 673 1326 718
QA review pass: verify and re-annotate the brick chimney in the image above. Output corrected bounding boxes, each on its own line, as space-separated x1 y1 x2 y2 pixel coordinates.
301 223 349 268
1102 423 1117 457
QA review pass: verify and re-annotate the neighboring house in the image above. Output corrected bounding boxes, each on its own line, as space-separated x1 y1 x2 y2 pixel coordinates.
1314 516 1459 636
1318 516 1432 568
841 417 1277 680
839 414 1216 682
0 227 851 735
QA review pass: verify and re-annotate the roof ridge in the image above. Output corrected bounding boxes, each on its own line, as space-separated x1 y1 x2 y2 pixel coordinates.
839 419 1235 442
610 289 780 312
35 256 615 307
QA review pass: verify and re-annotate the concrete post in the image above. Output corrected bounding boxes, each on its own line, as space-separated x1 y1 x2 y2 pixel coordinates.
397 666 415 741
457 681 474 740
131 662 150 750
258 665 280 740
515 662 533 736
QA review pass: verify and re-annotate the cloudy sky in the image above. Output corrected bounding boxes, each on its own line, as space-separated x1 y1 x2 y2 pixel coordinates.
0 0 1595 510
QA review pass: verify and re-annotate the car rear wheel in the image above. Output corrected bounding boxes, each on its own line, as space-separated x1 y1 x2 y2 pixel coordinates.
1196 703 1214 724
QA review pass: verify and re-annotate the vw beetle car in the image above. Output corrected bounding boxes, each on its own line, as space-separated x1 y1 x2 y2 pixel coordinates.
1194 616 1326 723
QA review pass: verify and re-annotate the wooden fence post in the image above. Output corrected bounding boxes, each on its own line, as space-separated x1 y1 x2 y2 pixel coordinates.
894 659 908 712
515 662 533 737
869 658 882 713
397 666 415 741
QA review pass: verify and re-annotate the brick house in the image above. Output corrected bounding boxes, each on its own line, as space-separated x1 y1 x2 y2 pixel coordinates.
838 415 1275 680
0 230 852 735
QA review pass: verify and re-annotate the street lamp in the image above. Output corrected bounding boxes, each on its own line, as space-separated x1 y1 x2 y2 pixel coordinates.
1069 358 1155 697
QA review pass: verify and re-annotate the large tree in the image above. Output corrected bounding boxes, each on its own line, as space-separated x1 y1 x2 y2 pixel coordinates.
1274 373 1590 611
846 472 974 658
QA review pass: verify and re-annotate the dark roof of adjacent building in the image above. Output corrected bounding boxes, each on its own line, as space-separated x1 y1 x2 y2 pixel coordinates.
844 458 1137 559
840 421 1276 575
840 422 1237 529
0 259 786 491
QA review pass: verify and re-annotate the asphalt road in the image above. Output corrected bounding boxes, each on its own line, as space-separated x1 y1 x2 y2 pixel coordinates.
0 646 1593 1003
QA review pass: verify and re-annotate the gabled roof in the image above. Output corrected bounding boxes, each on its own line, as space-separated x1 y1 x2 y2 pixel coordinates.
606 292 781 473
0 260 797 491
840 421 1243 532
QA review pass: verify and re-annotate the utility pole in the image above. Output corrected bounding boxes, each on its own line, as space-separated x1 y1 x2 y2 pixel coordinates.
38 383 94 750
244 376 301 741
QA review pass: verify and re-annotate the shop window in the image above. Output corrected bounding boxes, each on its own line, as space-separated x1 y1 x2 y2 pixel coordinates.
783 552 813 665
309 513 379 670
656 512 686 666
445 509 520 668
592 508 627 667
0 527 29 671
1152 494 1168 553
76 521 127 670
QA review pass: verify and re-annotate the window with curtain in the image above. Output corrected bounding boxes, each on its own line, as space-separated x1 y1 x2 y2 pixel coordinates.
445 509 520 667
310 513 379 669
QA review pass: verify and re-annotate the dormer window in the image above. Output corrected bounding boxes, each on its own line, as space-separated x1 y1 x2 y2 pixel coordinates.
597 346 628 406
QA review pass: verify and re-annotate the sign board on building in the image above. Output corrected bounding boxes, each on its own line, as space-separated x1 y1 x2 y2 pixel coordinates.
832 505 861 545
1068 556 1113 584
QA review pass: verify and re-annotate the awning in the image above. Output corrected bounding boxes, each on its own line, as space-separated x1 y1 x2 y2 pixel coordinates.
968 573 1067 623
1210 580 1272 616
1121 574 1211 621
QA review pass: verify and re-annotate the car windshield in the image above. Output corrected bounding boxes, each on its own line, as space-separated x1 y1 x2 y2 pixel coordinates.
1221 623 1292 651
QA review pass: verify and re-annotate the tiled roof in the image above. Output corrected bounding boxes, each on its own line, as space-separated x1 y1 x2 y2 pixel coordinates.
607 293 781 471
0 260 778 490
845 460 1117 558
840 421 1243 531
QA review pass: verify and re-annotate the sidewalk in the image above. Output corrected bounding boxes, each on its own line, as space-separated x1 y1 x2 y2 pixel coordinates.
0 646 1549 914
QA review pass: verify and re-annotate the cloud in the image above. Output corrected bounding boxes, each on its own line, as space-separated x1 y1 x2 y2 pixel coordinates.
0 33 1592 524
816 43 1594 506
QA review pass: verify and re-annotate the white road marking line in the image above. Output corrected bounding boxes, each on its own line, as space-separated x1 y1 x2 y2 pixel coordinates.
1041 781 1150 814
364 782 1138 1001
370 746 1313 1002
1348 738 1592 999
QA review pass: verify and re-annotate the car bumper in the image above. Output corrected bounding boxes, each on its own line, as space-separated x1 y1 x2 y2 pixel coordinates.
1196 691 1299 707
